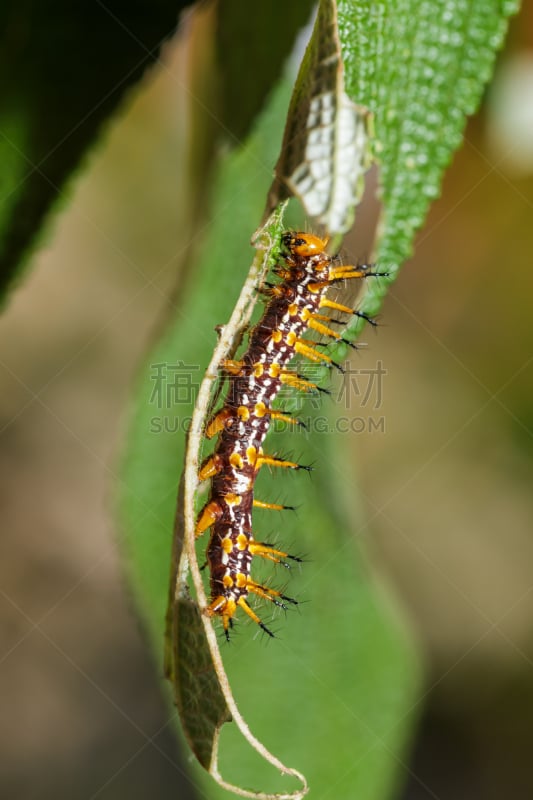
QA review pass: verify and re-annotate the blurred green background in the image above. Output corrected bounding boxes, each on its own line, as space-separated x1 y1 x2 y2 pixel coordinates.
1 2 532 799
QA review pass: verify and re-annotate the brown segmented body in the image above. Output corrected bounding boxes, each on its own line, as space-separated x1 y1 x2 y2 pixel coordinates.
195 231 383 637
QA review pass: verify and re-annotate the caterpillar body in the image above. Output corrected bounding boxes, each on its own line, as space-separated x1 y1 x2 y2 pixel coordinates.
195 231 383 638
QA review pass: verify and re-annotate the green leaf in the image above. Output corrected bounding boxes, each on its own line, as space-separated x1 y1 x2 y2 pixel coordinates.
120 77 421 799
0 0 191 302
164 476 233 772
336 0 520 340
119 1 522 795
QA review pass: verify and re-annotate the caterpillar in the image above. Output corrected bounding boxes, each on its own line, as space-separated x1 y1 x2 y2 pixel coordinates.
195 231 385 639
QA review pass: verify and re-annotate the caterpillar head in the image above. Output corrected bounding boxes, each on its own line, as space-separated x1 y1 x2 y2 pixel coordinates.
282 231 329 258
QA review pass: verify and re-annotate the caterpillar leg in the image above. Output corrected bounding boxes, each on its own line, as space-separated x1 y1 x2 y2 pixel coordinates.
280 371 331 395
303 312 359 350
328 264 390 281
195 500 223 537
304 313 342 341
319 298 378 326
221 359 244 375
295 338 344 372
207 588 283 638
256 454 312 472
205 407 233 438
237 596 274 638
198 454 223 481
307 312 341 323
308 266 388 293
197 468 243 533
205 583 295 639
246 578 298 609
249 540 303 568
253 499 295 511
206 595 236 640
269 409 306 429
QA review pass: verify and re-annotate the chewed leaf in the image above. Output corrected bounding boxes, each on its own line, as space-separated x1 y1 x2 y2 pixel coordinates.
164 206 308 798
267 0 372 237
167 594 231 769
164 478 230 769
